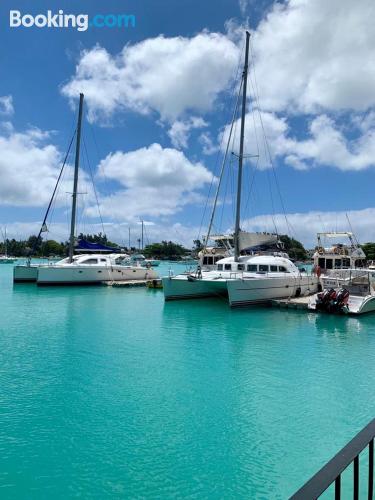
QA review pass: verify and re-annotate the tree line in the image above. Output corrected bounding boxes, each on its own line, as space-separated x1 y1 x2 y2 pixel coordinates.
3 231 375 261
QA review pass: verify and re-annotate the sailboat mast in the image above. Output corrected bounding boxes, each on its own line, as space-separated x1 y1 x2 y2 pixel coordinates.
234 31 250 262
68 93 84 262
141 220 144 251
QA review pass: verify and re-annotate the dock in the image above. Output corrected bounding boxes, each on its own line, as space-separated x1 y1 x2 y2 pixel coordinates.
103 279 163 288
271 296 313 310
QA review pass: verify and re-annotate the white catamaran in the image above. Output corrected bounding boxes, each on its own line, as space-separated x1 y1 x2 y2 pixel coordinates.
163 31 319 306
14 94 158 285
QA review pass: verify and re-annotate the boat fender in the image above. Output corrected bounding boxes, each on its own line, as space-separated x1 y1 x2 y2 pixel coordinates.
196 265 202 279
146 262 151 269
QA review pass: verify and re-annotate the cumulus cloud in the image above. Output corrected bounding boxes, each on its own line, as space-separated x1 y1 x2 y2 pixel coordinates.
168 117 208 149
222 110 375 171
88 143 215 220
62 33 239 123
251 0 375 113
243 207 375 248
0 125 93 208
0 95 14 115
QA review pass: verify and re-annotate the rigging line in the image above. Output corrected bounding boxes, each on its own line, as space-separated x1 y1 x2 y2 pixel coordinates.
82 134 106 236
249 38 294 238
32 129 76 253
204 77 243 248
197 38 246 242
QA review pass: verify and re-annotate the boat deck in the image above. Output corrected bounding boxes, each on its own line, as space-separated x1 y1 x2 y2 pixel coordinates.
271 296 313 310
103 279 163 288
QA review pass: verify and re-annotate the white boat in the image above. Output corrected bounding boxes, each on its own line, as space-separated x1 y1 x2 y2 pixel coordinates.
162 32 318 306
308 269 375 315
129 253 160 267
0 228 16 263
307 231 375 315
0 256 16 264
37 253 158 285
163 254 318 305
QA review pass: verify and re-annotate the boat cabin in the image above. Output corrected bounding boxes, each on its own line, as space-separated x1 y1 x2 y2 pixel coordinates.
214 255 299 274
312 232 366 271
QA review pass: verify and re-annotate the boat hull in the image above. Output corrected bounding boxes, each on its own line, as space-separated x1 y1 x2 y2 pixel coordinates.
162 275 228 300
13 265 39 282
37 265 158 285
227 276 319 307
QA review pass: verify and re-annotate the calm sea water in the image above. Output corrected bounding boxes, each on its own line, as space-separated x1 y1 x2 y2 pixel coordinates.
1 261 375 498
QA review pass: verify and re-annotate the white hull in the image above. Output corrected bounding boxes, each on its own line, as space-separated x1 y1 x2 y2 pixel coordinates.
309 293 375 315
13 265 39 282
227 276 319 307
162 275 228 300
37 265 158 285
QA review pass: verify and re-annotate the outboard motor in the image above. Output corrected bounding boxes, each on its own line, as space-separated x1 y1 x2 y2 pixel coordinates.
315 288 337 312
332 288 350 314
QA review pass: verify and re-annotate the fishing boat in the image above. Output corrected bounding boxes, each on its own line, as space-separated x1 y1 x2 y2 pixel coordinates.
306 231 375 314
163 32 319 305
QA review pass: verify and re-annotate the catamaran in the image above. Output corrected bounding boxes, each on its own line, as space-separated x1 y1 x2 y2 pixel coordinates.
14 94 158 285
163 31 319 306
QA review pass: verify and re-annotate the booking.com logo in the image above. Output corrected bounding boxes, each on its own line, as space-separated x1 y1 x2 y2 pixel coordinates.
9 10 136 31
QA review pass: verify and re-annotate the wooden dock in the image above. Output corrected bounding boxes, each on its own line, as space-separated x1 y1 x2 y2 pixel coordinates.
103 279 163 288
271 296 313 310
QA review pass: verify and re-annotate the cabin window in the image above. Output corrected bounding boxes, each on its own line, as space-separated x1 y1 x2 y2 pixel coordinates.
82 258 98 264
278 266 288 272
237 264 245 271
342 258 350 268
325 259 333 270
217 264 223 271
247 264 257 272
259 265 269 272
334 259 342 269
224 264 232 271
214 256 221 263
203 256 208 265
270 265 278 272
355 259 365 268
100 258 107 263
318 257 325 268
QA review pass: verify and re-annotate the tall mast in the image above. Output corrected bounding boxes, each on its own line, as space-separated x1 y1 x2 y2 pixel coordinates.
234 31 250 262
141 220 144 251
128 226 131 250
68 93 84 262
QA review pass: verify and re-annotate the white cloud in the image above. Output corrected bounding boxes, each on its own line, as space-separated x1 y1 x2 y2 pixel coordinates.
251 0 375 113
0 125 93 208
62 33 239 123
0 95 14 115
168 116 208 148
243 207 375 248
222 110 375 171
89 143 215 220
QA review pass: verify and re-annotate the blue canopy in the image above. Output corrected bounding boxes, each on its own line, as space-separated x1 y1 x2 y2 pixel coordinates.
75 239 119 253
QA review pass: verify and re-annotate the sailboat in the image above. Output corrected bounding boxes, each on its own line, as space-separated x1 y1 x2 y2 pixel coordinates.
14 94 158 285
162 32 319 306
0 228 16 264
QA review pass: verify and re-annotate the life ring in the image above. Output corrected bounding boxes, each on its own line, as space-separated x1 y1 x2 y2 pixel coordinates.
146 262 151 269
211 248 216 255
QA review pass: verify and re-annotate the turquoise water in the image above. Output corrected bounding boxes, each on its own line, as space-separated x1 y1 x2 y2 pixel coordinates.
1 262 375 498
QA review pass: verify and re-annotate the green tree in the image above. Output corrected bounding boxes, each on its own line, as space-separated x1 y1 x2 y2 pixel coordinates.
362 243 375 260
279 235 307 260
143 241 189 260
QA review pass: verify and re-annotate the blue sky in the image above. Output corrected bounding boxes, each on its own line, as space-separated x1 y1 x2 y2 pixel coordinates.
0 0 375 247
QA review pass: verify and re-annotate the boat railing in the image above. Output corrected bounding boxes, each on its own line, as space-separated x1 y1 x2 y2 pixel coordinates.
290 418 375 499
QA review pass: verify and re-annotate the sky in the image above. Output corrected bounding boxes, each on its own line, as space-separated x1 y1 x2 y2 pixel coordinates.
1 0 375 248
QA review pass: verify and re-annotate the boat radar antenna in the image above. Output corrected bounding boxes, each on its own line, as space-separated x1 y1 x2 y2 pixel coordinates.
68 93 84 263
234 31 250 262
